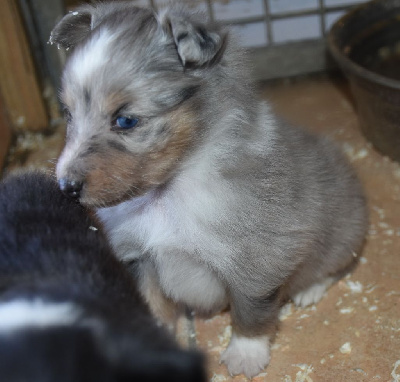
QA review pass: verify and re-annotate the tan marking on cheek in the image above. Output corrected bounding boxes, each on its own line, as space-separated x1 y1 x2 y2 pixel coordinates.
83 153 144 206
142 106 197 181
81 106 198 207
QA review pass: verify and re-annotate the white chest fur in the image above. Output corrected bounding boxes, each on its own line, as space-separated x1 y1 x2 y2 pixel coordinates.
97 168 232 312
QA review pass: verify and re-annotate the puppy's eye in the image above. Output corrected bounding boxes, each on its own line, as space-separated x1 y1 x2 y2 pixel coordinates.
112 116 139 131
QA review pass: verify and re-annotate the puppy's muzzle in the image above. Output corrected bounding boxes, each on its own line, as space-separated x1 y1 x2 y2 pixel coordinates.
58 178 83 199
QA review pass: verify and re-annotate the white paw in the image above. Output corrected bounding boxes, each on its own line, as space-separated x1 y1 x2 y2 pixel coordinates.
220 333 270 378
292 277 334 307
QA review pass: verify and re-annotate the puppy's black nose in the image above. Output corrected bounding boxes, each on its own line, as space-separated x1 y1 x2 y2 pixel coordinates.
59 178 83 199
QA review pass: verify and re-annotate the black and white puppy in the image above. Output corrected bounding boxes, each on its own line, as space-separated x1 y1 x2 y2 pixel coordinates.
0 172 204 382
51 2 368 378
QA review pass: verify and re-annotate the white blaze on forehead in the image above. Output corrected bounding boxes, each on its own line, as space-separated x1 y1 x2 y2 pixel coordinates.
0 299 81 332
69 28 116 84
57 29 118 180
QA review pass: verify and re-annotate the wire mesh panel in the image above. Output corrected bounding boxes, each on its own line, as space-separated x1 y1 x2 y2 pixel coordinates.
59 0 370 79
134 0 365 46
132 0 368 79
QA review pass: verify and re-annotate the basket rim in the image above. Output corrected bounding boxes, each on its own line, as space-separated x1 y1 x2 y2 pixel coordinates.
327 0 400 91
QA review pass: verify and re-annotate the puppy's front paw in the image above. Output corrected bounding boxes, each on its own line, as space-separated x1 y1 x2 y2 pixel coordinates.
220 333 270 378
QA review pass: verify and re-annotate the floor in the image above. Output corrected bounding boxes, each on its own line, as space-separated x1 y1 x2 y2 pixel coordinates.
3 75 400 382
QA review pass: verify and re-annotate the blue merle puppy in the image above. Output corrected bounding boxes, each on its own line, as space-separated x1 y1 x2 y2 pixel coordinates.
0 171 204 382
51 2 368 378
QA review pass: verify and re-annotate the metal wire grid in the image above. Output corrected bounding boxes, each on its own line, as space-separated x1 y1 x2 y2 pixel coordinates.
141 0 367 48
208 0 362 43
152 0 367 79
19 0 368 87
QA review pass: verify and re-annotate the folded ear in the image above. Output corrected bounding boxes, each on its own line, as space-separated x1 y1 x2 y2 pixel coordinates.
49 7 94 49
160 11 227 67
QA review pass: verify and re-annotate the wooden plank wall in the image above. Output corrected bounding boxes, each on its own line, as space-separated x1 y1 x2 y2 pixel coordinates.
0 0 48 133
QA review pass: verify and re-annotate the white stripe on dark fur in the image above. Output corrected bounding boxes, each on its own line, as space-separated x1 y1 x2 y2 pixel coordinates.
0 299 80 332
0 172 205 382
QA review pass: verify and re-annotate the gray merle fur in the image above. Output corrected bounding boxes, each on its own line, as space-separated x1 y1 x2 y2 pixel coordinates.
51 2 368 377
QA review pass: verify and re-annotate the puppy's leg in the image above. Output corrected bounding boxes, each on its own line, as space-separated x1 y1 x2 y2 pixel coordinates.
221 333 270 377
289 254 359 307
138 259 180 331
291 276 335 307
221 288 282 378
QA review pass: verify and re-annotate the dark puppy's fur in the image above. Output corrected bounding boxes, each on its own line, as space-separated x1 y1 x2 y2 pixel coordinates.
0 172 204 382
51 2 368 378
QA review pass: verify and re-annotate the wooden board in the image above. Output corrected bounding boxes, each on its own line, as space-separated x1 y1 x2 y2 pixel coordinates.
0 0 48 132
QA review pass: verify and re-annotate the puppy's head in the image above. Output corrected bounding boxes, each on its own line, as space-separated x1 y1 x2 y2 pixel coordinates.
52 3 227 207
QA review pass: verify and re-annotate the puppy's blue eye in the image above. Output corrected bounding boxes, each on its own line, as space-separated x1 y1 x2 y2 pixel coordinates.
116 116 139 129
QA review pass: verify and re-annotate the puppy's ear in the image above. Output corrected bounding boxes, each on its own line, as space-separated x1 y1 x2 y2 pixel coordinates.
49 7 93 49
160 11 227 67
